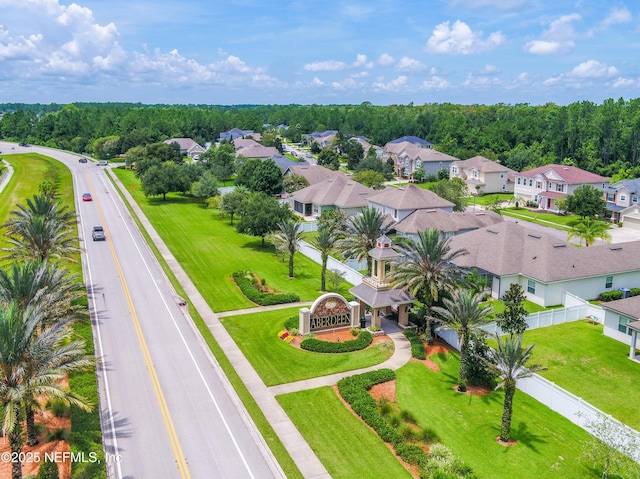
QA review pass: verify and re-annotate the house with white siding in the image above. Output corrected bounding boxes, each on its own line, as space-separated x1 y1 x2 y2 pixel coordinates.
450 156 515 194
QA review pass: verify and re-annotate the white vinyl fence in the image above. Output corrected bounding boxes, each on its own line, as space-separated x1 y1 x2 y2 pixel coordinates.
437 294 639 462
298 240 364 286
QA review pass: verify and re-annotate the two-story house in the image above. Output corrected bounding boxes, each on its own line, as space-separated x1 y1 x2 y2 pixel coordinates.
367 184 454 221
304 130 338 148
218 128 258 142
605 178 640 227
384 140 459 179
513 164 609 213
449 156 515 194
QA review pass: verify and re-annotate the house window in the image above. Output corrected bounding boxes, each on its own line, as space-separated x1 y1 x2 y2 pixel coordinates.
529 179 533 186
534 195 538 202
607 193 615 202
605 275 613 288
527 280 535 294
548 181 552 189
620 195 627 202
416 160 422 168
536 181 542 188
473 170 478 178
618 316 632 335
517 177 521 185
500 172 505 179
452 166 458 173
633 196 638 203
502 184 507 190
394 209 398 218
557 183 564 192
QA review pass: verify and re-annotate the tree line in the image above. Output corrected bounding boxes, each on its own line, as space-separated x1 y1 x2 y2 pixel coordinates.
3 99 640 178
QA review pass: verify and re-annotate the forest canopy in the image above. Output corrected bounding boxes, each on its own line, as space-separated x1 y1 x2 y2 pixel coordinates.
1 99 639 177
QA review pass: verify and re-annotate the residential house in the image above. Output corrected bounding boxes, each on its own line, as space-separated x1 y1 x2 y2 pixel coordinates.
163 138 205 159
513 164 609 213
284 164 342 186
270 155 308 173
600 296 640 358
219 128 258 142
304 130 338 148
235 143 280 159
393 209 504 241
367 184 454 222
351 136 383 158
604 178 640 226
450 156 515 194
289 175 375 218
384 140 458 179
447 221 640 307
387 136 433 149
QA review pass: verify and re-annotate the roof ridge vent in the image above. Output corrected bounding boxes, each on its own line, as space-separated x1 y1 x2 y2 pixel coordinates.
487 229 499 234
528 233 542 239
552 243 566 248
610 246 623 251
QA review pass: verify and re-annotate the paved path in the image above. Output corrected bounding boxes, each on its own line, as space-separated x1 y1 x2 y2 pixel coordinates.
108 168 414 478
0 159 14 194
216 301 314 318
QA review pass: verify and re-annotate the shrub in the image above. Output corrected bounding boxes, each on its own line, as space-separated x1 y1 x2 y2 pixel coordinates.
405 329 427 360
300 330 372 353
284 316 298 331
598 290 624 302
630 288 640 297
46 428 70 442
232 271 300 306
37 458 60 479
378 397 393 417
350 328 361 337
47 398 70 418
400 409 417 424
418 426 440 444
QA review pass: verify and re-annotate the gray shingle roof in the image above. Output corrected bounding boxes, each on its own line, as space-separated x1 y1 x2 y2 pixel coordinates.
291 175 375 209
447 221 640 283
368 184 454 210
286 164 342 185
394 209 503 234
349 283 414 308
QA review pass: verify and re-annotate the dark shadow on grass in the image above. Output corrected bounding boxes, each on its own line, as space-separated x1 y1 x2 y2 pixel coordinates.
145 193 199 206
506 420 548 454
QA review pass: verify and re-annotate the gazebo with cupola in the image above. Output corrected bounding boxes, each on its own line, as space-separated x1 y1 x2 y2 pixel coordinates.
349 235 415 330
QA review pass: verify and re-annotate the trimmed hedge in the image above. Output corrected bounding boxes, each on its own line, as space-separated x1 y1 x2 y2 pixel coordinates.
598 290 624 302
404 330 426 360
232 271 300 306
338 370 430 467
301 330 372 353
284 316 298 331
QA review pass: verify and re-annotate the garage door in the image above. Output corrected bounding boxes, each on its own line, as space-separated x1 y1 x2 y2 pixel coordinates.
622 215 640 230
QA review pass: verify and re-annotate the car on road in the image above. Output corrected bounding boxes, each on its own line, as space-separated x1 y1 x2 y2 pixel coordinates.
92 226 106 241
98 160 108 166
82 193 92 202
79 157 88 163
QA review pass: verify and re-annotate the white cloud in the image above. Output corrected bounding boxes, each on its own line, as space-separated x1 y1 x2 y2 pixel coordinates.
421 76 450 90
543 76 562 86
449 0 527 12
312 76 325 86
372 75 408 91
350 71 369 78
477 64 500 75
525 13 580 55
612 77 636 88
331 78 358 90
425 20 505 55
377 53 395 66
395 56 427 72
463 73 501 88
353 53 373 68
304 60 347 72
598 7 632 30
569 60 618 78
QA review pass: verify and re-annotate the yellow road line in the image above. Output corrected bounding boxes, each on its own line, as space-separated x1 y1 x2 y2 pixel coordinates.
87 173 190 478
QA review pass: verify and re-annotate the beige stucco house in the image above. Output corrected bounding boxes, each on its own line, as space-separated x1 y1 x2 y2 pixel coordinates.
450 156 515 194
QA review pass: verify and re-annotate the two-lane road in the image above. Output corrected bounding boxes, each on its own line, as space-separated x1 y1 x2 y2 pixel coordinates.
1 143 281 479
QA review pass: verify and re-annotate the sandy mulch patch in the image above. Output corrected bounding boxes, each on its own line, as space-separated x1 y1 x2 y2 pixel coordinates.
410 339 452 371
496 436 517 447
0 407 71 479
453 384 491 396
369 379 397 403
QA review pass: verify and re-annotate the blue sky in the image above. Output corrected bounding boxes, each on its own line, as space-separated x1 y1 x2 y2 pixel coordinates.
1 0 639 105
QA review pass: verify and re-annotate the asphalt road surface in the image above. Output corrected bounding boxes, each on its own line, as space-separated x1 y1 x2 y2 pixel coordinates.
1 143 280 479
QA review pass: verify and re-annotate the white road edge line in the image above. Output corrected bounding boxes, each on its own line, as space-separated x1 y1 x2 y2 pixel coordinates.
98 173 257 479
75 170 123 479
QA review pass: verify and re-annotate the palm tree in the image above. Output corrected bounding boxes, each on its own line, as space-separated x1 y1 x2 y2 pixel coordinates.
2 194 78 262
389 228 468 341
0 260 87 445
432 290 493 384
389 228 468 306
310 226 334 291
274 218 303 278
567 218 611 247
482 334 545 443
0 301 93 479
336 206 387 274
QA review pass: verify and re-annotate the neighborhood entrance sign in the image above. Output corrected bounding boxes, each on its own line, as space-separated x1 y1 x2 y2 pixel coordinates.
299 293 360 335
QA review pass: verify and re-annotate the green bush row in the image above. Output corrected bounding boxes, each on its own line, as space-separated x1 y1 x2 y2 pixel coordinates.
337 370 430 467
232 271 300 306
404 330 426 360
301 330 372 353
598 287 640 302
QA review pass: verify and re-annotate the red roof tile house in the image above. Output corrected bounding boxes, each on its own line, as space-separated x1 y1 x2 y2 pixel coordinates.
513 164 609 213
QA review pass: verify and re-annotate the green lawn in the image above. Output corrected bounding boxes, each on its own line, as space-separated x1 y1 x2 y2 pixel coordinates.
397 357 596 479
501 207 582 230
469 192 513 206
220 307 394 385
113 168 352 312
522 320 640 430
277 387 412 479
483 298 547 318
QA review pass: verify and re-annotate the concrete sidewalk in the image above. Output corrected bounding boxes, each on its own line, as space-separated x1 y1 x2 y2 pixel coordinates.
108 169 414 478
